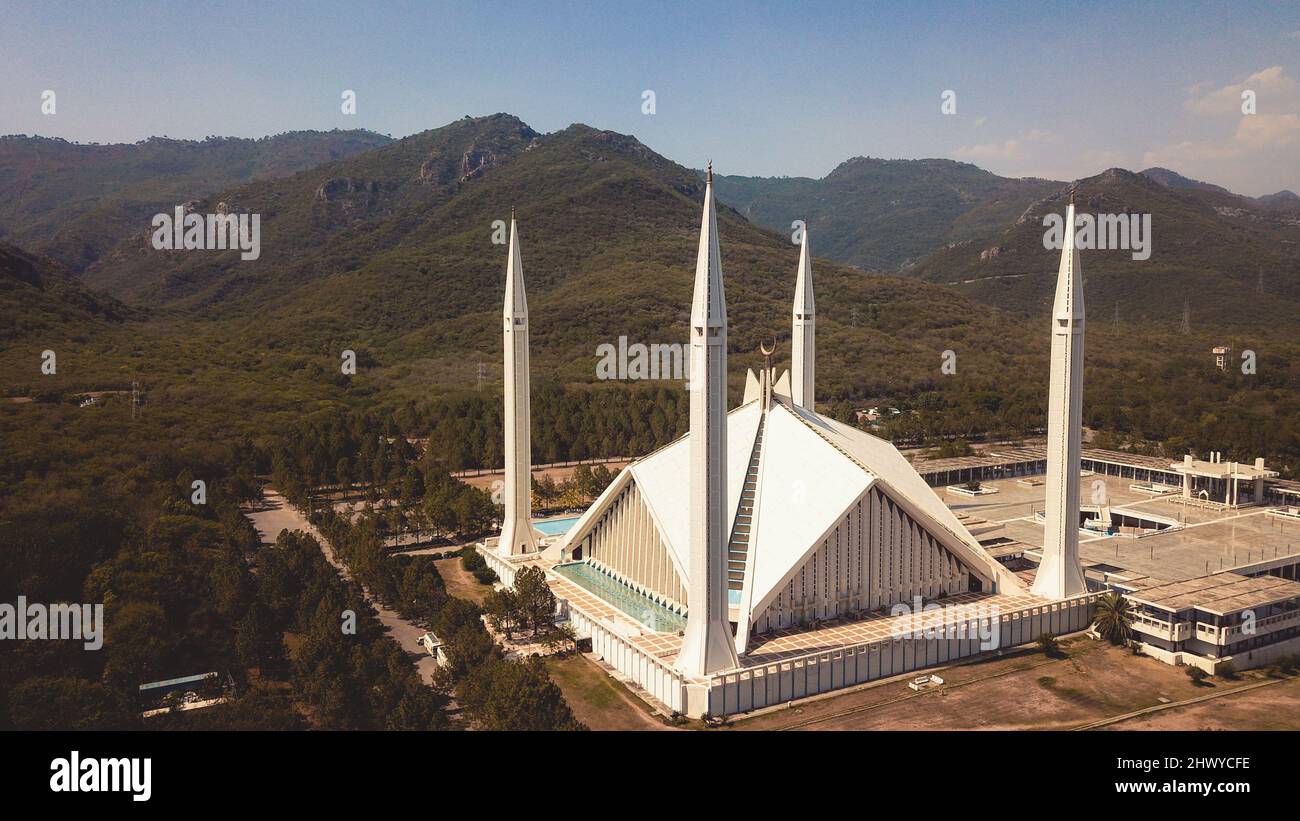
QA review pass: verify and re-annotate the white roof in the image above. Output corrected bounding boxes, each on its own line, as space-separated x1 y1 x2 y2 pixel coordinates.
747 403 870 611
628 399 762 578
564 396 1022 623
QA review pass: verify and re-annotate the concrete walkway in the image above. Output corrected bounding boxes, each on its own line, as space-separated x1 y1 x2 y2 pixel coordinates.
244 490 438 685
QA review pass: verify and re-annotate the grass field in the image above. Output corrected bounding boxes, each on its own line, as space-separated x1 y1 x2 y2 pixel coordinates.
544 654 674 731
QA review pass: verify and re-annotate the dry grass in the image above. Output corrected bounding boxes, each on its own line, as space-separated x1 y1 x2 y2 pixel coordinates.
544 654 673 731
731 639 1292 731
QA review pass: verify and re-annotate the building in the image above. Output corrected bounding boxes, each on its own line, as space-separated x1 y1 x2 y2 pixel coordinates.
1213 345 1231 371
1171 453 1277 508
1114 572 1300 674
480 177 1097 718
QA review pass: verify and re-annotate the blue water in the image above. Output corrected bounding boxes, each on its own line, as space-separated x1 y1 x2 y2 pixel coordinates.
553 561 687 634
533 516 580 536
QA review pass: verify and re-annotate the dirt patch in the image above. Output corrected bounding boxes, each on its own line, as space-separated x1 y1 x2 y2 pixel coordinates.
1099 676 1300 730
732 640 1277 731
459 461 630 493
435 556 492 606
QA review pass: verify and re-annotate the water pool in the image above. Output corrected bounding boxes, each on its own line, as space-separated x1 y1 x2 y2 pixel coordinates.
553 561 686 634
533 516 581 537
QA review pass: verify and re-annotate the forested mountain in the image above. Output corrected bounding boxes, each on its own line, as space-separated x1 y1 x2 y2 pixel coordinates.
712 158 1061 271
907 167 1300 325
0 130 392 273
0 240 134 343
68 114 1039 407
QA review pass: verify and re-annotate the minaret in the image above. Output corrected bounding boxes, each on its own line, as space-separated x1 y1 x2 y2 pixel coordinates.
677 165 740 677
791 222 815 409
498 209 540 557
1032 189 1088 599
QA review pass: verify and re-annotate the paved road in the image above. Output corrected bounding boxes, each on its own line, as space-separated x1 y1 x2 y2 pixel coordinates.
245 490 439 685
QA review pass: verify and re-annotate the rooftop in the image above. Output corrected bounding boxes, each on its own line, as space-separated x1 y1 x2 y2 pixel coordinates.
1127 572 1300 615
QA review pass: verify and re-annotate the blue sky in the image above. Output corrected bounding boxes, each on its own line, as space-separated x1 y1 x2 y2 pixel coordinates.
2 1 1297 194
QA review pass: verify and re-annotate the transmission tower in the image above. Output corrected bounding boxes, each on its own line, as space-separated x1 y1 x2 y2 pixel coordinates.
1180 300 1191 335
131 381 140 420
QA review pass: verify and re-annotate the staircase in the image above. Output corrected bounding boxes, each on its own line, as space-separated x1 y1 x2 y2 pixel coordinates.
727 418 766 595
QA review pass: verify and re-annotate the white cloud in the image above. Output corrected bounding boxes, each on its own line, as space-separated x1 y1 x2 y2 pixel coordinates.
1138 65 1300 194
1235 112 1300 148
1183 65 1295 116
952 128 1058 160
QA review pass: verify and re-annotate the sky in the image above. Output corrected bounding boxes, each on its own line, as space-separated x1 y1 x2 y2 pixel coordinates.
2 0 1298 195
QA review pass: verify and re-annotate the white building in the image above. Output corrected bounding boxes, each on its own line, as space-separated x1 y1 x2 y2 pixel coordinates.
482 180 1099 718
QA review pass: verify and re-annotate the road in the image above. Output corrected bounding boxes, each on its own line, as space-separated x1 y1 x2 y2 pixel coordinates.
244 489 439 685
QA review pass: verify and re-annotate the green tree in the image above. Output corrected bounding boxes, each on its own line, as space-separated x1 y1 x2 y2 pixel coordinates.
1092 592 1134 645
513 565 556 636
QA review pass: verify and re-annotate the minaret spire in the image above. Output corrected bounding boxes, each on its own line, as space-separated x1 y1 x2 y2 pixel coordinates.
677 166 740 679
1032 195 1088 599
791 221 816 409
498 211 540 556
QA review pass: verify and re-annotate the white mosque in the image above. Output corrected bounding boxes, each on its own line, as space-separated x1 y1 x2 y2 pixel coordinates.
480 171 1098 718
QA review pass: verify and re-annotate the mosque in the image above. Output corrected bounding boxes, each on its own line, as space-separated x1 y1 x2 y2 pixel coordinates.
480 169 1099 718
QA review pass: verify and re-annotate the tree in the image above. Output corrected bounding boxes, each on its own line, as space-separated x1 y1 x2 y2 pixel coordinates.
513 565 556 636
235 601 286 671
1036 632 1061 658
459 657 584 731
1092 592 1134 645
484 588 520 639
591 464 614 496
1186 666 1208 686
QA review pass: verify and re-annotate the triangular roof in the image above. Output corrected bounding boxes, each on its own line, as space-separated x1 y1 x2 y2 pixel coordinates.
556 395 1023 623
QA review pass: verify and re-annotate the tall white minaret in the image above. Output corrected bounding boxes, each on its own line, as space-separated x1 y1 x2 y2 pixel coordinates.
677 165 740 677
498 209 540 557
791 222 815 410
1032 189 1088 599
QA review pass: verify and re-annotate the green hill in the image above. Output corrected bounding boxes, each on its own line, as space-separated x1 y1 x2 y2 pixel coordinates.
907 168 1300 325
73 114 1038 405
712 158 1060 271
0 130 393 273
0 241 133 343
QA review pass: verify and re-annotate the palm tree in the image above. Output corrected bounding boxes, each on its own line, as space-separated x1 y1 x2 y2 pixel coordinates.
1093 592 1134 645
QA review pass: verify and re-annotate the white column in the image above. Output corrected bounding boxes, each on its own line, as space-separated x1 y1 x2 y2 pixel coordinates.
676 167 740 678
1032 196 1088 600
791 224 816 410
498 212 540 557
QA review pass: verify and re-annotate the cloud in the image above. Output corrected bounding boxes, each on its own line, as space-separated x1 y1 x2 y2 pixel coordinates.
1142 66 1300 194
1183 65 1295 116
952 128 1059 160
1235 112 1300 148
